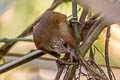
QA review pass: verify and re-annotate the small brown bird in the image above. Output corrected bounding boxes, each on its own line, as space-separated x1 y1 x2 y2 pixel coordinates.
33 11 77 59
33 11 95 60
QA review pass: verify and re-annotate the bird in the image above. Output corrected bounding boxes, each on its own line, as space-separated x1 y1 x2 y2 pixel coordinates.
33 11 78 59
33 11 96 60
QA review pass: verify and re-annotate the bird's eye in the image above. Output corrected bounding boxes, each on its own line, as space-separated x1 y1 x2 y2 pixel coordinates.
63 43 68 48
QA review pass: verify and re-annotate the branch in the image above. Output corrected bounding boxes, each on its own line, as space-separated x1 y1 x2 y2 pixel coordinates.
79 20 106 57
64 64 78 80
5 53 56 61
105 25 116 80
63 64 78 80
79 6 89 22
0 38 33 42
78 6 89 39
55 53 70 80
85 18 103 40
88 13 100 20
79 55 109 80
93 45 105 58
0 50 45 74
63 0 80 80
72 0 81 41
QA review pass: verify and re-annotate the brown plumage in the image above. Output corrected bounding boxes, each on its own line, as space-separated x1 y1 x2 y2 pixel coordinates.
33 11 76 57
33 11 95 60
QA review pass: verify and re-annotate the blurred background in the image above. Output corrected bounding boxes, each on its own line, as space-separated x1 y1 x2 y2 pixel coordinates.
0 0 120 80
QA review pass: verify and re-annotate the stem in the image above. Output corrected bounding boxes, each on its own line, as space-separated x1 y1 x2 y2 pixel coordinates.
64 0 80 80
0 50 44 74
80 22 106 56
72 0 81 42
0 38 33 42
105 26 116 80
79 6 89 22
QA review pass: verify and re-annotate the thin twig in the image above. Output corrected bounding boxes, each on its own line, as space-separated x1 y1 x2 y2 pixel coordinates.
72 0 81 42
79 55 109 80
78 6 89 40
6 53 57 61
93 45 105 58
57 59 78 65
89 46 94 62
85 17 104 41
63 65 70 80
64 0 80 79
55 65 65 80
64 64 78 80
88 58 108 79
79 6 89 22
0 50 45 74
105 25 116 80
88 13 100 20
79 20 105 57
55 53 70 80
0 38 33 42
